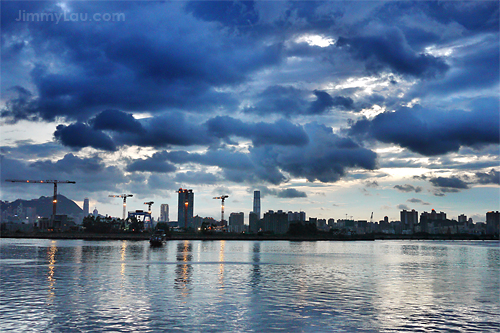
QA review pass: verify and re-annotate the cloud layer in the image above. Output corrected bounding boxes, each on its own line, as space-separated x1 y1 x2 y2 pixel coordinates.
1 1 498 219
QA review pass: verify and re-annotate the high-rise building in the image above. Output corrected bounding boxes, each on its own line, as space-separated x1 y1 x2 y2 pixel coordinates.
400 209 418 231
288 211 306 223
486 211 500 234
177 189 194 229
420 209 446 233
263 210 288 234
160 204 169 222
229 212 245 233
253 190 261 219
249 211 261 233
229 212 244 226
83 198 90 217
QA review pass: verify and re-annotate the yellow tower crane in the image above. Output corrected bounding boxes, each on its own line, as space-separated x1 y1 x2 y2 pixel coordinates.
213 195 229 225
109 194 133 220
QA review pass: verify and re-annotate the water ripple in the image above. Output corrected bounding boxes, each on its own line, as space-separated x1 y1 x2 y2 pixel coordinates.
0 239 498 332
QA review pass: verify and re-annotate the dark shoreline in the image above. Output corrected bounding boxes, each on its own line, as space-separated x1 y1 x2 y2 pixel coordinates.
1 232 498 242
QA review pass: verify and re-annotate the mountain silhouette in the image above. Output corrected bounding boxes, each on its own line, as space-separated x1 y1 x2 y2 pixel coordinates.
1 194 83 218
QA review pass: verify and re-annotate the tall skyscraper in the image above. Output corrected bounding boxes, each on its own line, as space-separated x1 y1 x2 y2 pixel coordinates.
400 209 418 231
160 204 169 222
178 189 194 229
83 198 90 217
253 190 261 219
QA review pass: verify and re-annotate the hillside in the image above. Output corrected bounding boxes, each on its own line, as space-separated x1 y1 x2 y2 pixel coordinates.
1 195 83 218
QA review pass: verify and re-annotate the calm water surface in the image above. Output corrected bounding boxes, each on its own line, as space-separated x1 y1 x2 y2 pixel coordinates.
1 239 499 332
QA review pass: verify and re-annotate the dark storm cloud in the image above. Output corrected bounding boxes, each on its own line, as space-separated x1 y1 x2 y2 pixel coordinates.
394 184 422 193
122 113 308 147
161 149 254 171
407 198 430 205
0 1 282 122
91 110 143 133
134 148 286 185
309 90 354 114
243 85 308 116
127 149 257 184
185 1 259 30
174 171 220 185
0 86 38 123
118 114 312 149
475 169 500 185
429 176 469 190
276 188 307 198
252 123 378 183
349 103 499 156
248 186 307 199
244 86 354 116
368 2 499 53
0 141 66 159
54 123 117 152
421 1 499 33
308 90 336 114
336 27 449 78
2 0 496 126
55 113 314 152
185 0 335 35
146 174 177 191
123 122 378 186
0 155 43 182
30 153 103 174
125 157 177 174
206 116 309 146
409 37 499 99
56 112 216 151
222 160 287 185
117 113 216 148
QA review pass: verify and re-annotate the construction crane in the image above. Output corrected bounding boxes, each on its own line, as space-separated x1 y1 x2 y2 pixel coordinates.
144 201 154 213
213 195 229 224
109 194 133 220
5 179 76 218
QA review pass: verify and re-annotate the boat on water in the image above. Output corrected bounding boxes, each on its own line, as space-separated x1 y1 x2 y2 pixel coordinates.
149 231 166 247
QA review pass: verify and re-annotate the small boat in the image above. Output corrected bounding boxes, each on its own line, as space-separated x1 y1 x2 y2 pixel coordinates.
150 232 166 247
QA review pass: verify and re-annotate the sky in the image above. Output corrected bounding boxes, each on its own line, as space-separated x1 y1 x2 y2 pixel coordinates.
1 0 499 223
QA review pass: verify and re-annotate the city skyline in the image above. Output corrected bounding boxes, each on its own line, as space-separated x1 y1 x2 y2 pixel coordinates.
1 1 498 223
4 191 491 226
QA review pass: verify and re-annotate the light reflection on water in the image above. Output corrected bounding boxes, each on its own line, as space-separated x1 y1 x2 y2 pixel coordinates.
46 241 57 306
1 239 499 332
